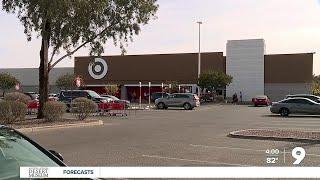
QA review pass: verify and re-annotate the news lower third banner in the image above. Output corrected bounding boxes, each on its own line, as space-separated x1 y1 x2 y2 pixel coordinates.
20 167 320 178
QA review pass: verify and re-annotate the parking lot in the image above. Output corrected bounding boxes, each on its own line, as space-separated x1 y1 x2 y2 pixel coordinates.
26 104 320 167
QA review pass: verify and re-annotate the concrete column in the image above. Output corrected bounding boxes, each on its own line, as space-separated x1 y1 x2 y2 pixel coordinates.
192 85 197 94
121 85 127 100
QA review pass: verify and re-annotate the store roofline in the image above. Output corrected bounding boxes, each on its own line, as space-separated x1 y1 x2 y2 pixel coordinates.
264 52 315 56
75 51 224 58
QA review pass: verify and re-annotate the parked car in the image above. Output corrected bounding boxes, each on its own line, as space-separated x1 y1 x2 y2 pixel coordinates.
0 125 65 179
286 94 320 103
151 92 170 102
155 93 200 110
58 90 112 111
48 93 59 101
100 94 130 107
24 92 57 101
270 97 320 116
252 95 271 106
49 93 57 97
24 92 39 100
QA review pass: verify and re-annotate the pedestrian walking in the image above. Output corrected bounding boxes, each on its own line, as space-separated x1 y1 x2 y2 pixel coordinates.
232 92 238 104
132 91 137 102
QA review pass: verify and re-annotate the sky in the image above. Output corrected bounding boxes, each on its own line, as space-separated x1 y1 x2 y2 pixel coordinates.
0 0 320 75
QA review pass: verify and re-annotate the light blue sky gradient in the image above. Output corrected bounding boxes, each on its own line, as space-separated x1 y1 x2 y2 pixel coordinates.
0 0 320 74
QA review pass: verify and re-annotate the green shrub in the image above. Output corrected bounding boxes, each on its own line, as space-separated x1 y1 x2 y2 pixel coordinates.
71 97 97 120
0 100 13 124
10 101 27 122
43 101 66 122
4 92 31 104
0 100 27 124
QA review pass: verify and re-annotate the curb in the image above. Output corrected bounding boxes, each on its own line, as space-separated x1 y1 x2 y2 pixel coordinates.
17 120 104 133
228 129 320 143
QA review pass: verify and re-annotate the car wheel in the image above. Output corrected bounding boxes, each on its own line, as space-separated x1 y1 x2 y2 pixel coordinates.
157 102 165 109
183 103 191 110
280 108 289 116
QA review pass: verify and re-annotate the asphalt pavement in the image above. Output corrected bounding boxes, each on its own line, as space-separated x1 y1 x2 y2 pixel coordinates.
25 104 320 167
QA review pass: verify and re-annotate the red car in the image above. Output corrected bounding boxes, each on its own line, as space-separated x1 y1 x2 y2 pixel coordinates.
252 95 271 106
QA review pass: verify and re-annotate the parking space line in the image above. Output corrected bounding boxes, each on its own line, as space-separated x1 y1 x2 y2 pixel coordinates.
190 144 320 157
142 154 249 166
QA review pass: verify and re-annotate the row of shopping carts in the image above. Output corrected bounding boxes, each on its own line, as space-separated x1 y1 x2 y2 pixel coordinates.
26 100 128 116
98 101 127 116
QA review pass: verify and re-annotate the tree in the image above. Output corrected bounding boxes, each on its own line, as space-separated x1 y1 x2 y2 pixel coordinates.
0 73 19 97
312 74 320 96
198 70 233 92
165 80 179 93
2 0 159 118
104 85 119 95
56 74 84 90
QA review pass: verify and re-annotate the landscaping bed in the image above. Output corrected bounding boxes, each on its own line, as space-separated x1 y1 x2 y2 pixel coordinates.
229 129 320 142
5 118 100 129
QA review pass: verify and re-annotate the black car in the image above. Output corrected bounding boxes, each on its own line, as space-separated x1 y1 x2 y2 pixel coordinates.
58 90 111 111
0 125 65 179
151 92 170 102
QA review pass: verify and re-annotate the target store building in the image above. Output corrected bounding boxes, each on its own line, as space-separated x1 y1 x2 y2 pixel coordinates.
0 39 313 102
75 39 314 101
75 52 224 101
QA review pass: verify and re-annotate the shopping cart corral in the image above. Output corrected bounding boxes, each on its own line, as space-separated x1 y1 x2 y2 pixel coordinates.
99 101 127 116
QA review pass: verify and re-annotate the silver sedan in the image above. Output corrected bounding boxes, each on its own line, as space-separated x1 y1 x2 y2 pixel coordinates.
270 97 320 116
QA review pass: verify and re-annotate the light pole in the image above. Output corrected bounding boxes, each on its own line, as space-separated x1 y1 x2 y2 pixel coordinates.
197 21 202 97
139 82 142 108
161 82 164 98
148 82 151 106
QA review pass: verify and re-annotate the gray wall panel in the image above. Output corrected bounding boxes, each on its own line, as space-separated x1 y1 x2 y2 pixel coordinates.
265 83 312 102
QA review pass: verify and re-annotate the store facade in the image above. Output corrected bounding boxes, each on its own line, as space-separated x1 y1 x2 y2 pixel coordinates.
74 52 225 102
0 39 313 102
74 39 313 102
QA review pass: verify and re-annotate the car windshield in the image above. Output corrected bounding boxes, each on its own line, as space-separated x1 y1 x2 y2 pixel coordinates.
288 95 320 103
0 127 59 178
88 91 101 98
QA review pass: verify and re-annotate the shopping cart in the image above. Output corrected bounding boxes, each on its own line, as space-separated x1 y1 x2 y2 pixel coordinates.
98 101 127 116
27 100 39 115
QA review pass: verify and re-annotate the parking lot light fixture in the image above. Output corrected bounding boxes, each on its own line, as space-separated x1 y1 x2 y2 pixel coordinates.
161 82 164 98
196 21 203 98
139 82 142 108
149 82 151 106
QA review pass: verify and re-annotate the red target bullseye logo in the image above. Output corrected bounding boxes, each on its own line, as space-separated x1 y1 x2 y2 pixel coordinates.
88 58 108 80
